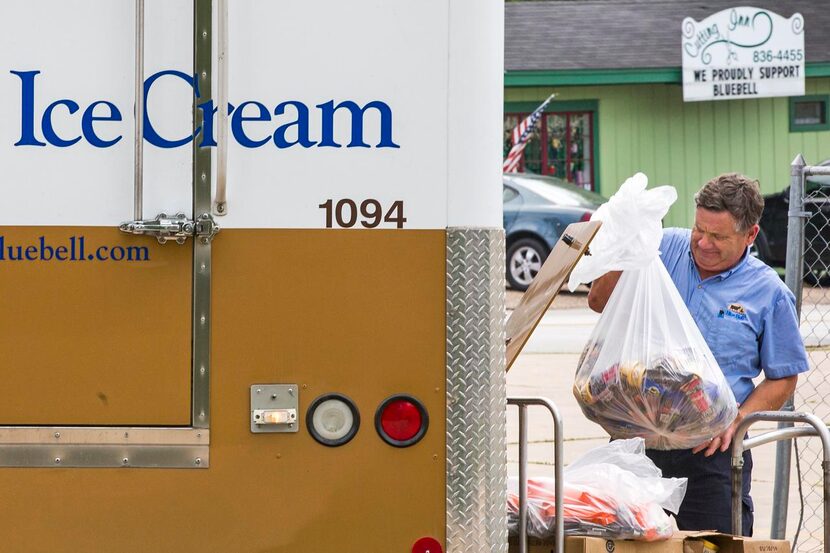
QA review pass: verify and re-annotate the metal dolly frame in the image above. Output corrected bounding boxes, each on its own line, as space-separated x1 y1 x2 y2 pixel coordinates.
510 404 830 553
732 411 830 551
509 397 565 553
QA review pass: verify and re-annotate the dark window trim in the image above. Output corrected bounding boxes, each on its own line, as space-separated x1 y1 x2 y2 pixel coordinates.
504 100 600 192
789 94 830 133
505 100 598 113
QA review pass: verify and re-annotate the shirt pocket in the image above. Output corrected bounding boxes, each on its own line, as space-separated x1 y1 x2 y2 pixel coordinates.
709 314 758 368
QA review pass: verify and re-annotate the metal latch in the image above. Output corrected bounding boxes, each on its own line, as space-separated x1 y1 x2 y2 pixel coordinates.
119 212 220 244
562 233 590 255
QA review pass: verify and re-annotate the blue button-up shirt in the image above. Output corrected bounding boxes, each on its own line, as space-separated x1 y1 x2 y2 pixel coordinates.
659 228 809 404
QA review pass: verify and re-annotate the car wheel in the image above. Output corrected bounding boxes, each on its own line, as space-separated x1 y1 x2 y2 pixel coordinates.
506 238 548 291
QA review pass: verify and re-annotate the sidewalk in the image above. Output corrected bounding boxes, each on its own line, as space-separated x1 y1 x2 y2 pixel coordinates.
505 297 805 540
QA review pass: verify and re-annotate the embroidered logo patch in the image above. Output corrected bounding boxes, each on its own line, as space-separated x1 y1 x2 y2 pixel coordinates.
718 303 748 321
728 303 746 315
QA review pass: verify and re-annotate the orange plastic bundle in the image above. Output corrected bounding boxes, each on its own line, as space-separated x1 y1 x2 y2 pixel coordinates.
507 438 686 541
508 482 619 525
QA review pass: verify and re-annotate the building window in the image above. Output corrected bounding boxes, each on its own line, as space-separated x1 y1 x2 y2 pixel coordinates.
789 95 830 133
504 111 595 191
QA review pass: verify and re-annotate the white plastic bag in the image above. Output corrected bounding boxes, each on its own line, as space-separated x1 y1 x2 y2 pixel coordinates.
569 173 738 450
567 172 677 292
507 438 687 541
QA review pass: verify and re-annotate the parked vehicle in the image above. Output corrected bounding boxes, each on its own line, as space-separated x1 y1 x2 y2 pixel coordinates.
755 159 830 285
503 173 606 290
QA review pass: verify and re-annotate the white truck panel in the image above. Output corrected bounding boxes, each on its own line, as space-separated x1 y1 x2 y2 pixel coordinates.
0 0 502 229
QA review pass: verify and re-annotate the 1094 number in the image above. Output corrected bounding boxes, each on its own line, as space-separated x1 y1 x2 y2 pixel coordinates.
319 199 407 229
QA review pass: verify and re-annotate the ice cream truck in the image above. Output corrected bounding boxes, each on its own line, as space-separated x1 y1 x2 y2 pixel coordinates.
0 1 511 551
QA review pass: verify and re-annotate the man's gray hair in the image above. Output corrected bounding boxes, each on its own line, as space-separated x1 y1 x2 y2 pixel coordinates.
694 173 764 233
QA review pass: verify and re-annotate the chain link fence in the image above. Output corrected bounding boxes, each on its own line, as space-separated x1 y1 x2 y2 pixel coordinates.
775 155 830 552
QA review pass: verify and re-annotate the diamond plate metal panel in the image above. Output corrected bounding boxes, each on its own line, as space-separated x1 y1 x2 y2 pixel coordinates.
446 228 507 553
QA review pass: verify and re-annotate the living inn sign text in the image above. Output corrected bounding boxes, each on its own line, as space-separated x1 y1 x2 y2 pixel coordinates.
682 7 805 102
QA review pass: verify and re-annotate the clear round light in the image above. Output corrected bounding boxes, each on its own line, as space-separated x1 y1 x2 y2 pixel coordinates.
311 398 355 441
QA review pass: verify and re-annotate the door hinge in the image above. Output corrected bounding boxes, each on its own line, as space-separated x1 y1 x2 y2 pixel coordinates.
119 212 220 244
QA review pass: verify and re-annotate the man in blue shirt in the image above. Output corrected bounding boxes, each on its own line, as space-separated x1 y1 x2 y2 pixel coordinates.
588 173 810 535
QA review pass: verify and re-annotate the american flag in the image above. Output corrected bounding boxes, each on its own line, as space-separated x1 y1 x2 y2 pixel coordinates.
503 93 556 173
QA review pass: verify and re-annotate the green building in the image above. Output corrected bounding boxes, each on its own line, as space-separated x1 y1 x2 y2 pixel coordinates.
505 0 830 228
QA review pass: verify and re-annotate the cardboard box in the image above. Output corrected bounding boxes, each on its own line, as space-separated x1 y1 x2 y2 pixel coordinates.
508 532 790 553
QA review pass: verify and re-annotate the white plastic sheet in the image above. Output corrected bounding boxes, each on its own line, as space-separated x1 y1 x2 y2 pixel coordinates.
508 438 687 541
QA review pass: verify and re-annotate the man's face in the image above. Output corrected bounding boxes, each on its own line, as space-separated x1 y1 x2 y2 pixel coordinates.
690 208 759 276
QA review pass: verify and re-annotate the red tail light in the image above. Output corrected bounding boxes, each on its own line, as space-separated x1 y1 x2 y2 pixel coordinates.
580 211 593 222
412 537 443 553
375 395 429 447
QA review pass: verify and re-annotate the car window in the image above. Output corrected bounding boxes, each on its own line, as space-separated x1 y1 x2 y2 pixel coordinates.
503 185 520 203
510 176 599 208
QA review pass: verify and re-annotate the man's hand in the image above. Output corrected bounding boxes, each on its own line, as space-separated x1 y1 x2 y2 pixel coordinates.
692 413 742 456
692 375 798 456
587 271 622 313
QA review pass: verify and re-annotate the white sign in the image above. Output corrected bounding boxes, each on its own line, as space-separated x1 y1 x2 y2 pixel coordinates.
682 7 804 102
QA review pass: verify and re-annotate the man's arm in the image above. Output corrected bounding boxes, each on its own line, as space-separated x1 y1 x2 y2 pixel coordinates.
587 271 622 313
693 375 798 456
